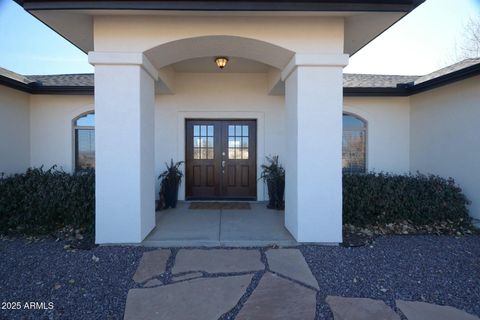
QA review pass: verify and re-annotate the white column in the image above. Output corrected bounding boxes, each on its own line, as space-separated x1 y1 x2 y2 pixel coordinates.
281 54 349 243
89 52 158 244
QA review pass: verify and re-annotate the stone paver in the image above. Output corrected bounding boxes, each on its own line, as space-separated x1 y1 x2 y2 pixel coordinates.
236 272 316 320
396 300 480 320
266 248 319 289
172 272 203 282
143 279 163 287
326 296 400 320
132 249 170 283
173 249 263 274
124 274 252 320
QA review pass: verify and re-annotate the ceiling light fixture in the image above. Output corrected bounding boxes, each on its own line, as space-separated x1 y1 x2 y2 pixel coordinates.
215 57 229 69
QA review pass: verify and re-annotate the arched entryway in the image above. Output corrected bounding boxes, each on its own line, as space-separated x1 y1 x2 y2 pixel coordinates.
89 34 348 245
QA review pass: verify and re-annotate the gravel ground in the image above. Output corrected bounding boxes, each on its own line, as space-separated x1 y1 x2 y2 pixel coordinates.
301 235 480 319
0 239 146 320
0 235 479 320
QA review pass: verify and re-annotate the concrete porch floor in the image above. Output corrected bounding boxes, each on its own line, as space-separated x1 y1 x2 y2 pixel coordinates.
143 201 297 247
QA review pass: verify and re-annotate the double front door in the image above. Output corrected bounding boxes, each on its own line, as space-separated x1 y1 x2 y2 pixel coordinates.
185 119 257 200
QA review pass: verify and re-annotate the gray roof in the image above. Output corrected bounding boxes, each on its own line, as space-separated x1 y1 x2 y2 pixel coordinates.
414 58 480 85
343 74 419 88
0 67 33 84
27 73 94 87
24 72 420 88
1 58 479 93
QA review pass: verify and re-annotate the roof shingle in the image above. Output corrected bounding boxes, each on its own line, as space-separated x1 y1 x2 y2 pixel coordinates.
1 58 479 94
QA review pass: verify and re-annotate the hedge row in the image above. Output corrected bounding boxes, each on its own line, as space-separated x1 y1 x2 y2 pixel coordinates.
0 168 471 235
343 172 470 226
0 167 95 235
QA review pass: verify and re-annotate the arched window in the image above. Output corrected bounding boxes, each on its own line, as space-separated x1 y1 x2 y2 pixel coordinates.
343 113 366 174
73 112 95 171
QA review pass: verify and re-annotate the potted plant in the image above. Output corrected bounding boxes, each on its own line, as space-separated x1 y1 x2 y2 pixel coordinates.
260 156 285 210
158 159 184 209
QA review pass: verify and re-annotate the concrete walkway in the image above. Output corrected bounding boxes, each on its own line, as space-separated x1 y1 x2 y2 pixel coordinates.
143 202 297 247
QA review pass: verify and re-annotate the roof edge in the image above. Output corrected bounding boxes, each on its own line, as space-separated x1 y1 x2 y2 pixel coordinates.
16 1 424 12
2 58 479 96
0 75 94 95
409 62 480 95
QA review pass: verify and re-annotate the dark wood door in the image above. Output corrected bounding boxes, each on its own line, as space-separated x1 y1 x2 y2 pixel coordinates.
186 119 256 200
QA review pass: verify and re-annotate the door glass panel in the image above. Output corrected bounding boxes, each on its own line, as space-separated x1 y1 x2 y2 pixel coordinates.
228 148 235 159
228 124 249 160
207 148 214 159
235 148 242 159
242 137 248 148
193 124 214 159
193 148 200 159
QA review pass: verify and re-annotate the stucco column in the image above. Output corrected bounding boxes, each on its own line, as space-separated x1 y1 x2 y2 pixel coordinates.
89 52 158 244
281 53 349 243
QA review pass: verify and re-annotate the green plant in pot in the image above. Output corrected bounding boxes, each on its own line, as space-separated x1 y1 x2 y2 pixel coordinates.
158 159 184 209
260 156 285 210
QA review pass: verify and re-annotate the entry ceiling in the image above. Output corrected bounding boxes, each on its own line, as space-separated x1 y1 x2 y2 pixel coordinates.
172 57 270 73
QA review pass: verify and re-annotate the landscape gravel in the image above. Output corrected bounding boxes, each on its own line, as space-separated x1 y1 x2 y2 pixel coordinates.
301 235 480 319
0 235 479 319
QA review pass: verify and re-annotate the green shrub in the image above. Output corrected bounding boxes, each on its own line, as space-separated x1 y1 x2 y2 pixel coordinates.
343 172 470 226
0 166 95 235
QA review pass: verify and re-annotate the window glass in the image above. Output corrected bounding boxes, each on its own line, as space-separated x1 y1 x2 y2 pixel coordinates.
343 114 365 129
75 113 95 126
193 124 214 160
74 112 95 171
228 124 249 160
342 113 366 174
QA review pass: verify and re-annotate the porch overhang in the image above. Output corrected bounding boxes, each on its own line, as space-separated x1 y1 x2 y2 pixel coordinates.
15 1 424 55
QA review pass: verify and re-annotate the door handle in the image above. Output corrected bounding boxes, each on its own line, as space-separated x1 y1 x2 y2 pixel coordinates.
222 160 226 168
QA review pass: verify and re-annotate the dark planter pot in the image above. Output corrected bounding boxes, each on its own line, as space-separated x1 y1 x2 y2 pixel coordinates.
162 178 180 209
266 178 285 210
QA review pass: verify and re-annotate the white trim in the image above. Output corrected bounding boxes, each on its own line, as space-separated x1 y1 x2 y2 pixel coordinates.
176 111 266 201
88 51 159 80
281 53 349 81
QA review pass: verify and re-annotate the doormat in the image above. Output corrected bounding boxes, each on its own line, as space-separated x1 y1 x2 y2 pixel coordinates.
188 202 251 210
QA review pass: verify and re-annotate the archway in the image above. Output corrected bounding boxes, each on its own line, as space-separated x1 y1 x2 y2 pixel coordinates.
144 35 295 70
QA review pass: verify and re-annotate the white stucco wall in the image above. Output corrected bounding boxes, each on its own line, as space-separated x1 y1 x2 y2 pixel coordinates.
155 73 285 201
29 95 94 172
0 85 30 174
344 96 411 174
410 76 480 222
93 15 344 55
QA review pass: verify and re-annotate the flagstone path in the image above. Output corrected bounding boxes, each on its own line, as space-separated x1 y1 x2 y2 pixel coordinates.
124 248 480 320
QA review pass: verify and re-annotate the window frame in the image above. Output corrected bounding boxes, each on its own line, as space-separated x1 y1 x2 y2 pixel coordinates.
342 112 368 174
72 111 95 172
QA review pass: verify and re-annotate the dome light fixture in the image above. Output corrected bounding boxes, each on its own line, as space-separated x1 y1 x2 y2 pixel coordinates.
215 57 229 69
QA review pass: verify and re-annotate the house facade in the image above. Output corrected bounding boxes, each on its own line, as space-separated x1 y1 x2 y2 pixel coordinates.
1 0 479 244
